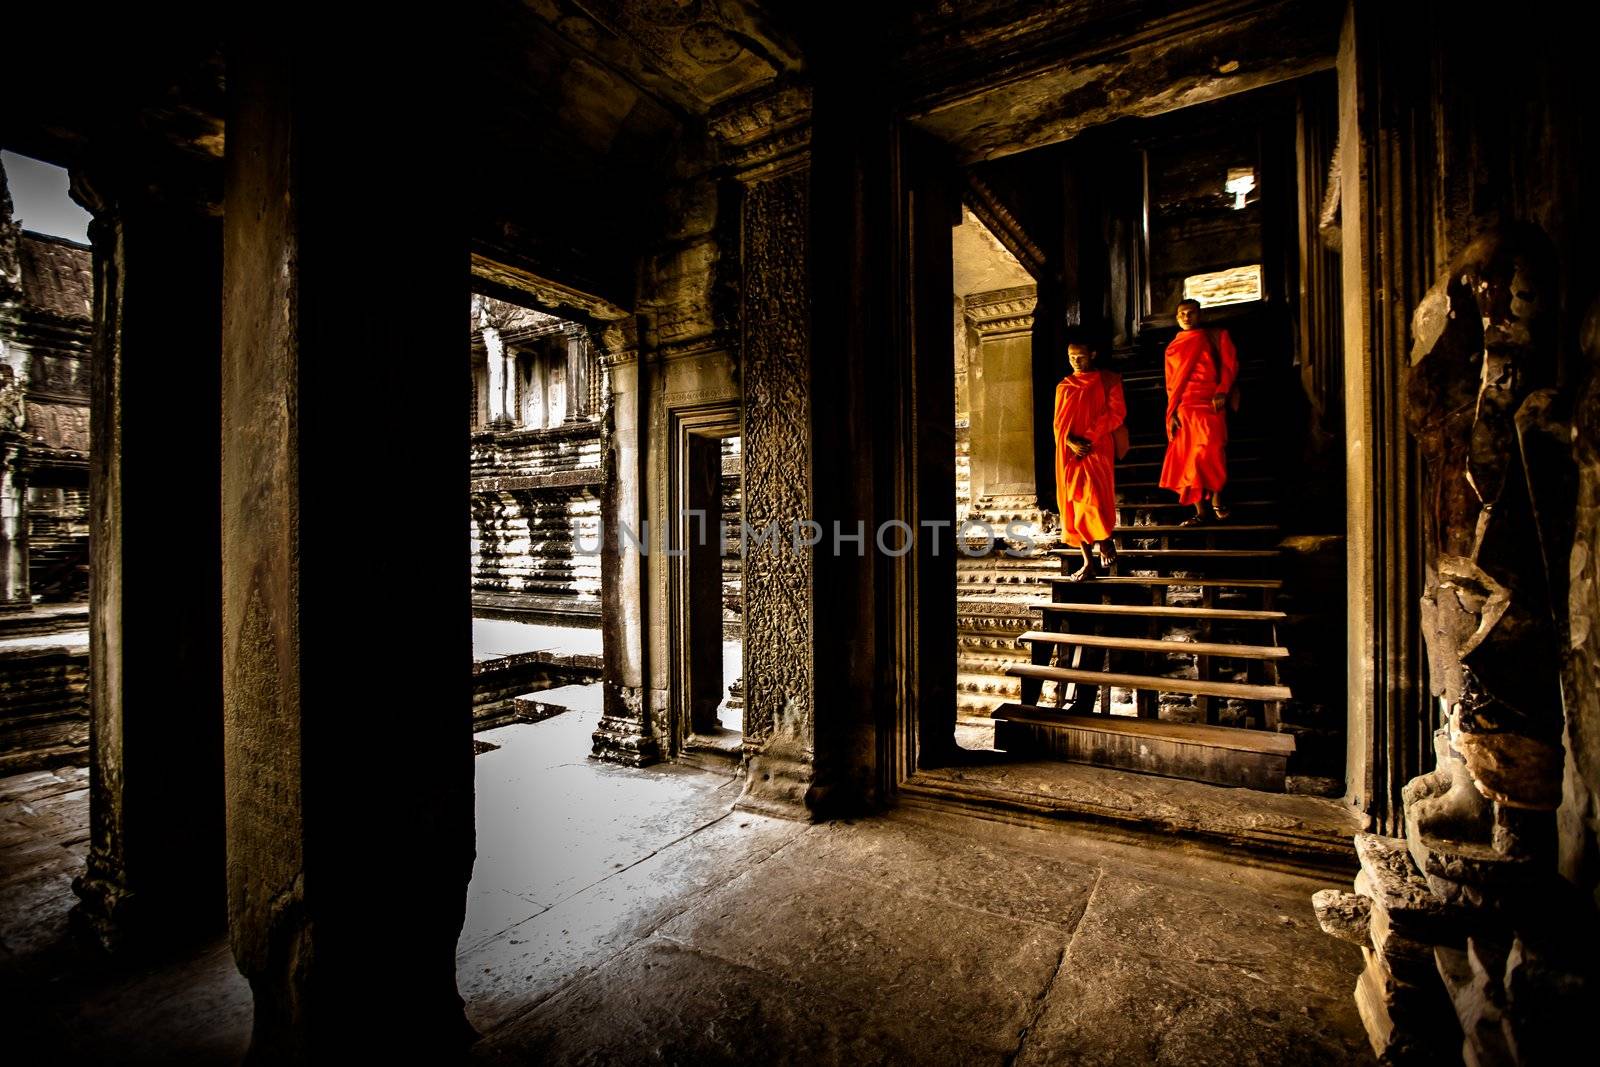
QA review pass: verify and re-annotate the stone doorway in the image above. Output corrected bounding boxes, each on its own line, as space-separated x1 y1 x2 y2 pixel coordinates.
670 406 743 771
942 78 1350 800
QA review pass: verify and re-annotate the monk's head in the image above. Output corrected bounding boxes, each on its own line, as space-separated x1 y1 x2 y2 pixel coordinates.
1067 341 1096 374
1175 299 1202 331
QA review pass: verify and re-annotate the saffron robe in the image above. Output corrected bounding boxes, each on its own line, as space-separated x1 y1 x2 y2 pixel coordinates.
1053 368 1127 546
1158 327 1238 505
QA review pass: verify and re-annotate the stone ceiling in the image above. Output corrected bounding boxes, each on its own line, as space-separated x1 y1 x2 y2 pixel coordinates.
893 0 1342 162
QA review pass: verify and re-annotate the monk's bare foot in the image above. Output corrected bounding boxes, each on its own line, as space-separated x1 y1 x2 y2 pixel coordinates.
1064 560 1094 582
1178 511 1211 528
1212 500 1231 521
1094 543 1117 574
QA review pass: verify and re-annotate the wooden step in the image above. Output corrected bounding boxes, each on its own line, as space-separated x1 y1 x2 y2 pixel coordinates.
1117 499 1272 514
1100 548 1280 560
1113 523 1279 536
1123 437 1269 455
1018 630 1289 660
1036 601 1285 621
1048 575 1282 590
990 702 1295 790
1006 663 1292 701
1118 475 1273 493
1051 547 1278 560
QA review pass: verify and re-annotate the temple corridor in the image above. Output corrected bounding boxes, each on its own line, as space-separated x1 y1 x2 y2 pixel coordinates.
1 704 1370 1064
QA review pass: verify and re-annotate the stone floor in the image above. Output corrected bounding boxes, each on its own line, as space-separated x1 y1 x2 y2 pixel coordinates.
2 704 1373 1065
471 617 605 661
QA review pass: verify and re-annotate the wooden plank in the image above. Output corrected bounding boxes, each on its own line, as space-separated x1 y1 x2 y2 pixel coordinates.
1115 498 1272 509
1112 524 1279 535
1049 548 1278 559
1037 601 1285 621
1018 630 1289 659
990 702 1296 755
1006 663 1293 703
1111 550 1279 562
1118 475 1273 492
1048 576 1282 589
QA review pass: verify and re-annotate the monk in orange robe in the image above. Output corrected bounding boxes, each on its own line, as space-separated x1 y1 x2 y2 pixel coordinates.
1159 299 1238 524
1054 341 1126 581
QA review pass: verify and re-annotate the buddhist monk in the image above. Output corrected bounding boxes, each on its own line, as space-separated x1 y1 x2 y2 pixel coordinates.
1159 298 1238 524
1054 340 1126 581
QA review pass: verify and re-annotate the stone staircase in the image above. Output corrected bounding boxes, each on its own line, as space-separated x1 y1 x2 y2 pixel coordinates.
991 357 1327 791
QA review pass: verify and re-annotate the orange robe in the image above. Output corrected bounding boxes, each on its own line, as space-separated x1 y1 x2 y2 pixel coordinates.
1053 368 1126 546
1158 328 1237 505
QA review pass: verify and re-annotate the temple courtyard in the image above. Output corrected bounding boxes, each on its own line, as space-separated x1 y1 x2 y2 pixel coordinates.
2 698 1370 1064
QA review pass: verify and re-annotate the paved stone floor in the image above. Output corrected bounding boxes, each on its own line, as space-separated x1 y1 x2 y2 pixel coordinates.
472 617 605 661
2 705 1372 1064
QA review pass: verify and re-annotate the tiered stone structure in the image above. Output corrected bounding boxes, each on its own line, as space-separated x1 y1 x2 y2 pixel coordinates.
0 170 92 610
0 161 93 772
469 297 606 623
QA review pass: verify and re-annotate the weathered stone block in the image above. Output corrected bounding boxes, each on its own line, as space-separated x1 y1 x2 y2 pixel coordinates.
1313 888 1371 946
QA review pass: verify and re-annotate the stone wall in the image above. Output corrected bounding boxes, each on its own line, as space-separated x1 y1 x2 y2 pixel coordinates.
470 420 602 622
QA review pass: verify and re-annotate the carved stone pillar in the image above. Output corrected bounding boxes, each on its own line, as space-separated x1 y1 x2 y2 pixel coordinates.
221 25 473 1059
729 135 816 818
67 169 226 951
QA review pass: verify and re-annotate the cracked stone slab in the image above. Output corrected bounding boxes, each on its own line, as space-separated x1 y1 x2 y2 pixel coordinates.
472 938 934 1066
786 814 1099 931
1015 870 1371 1065
461 812 805 1035
653 857 1069 1057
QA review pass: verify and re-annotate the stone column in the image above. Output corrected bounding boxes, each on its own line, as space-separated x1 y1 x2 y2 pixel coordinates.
591 322 661 765
0 441 28 614
482 325 512 428
563 326 589 422
67 168 227 950
221 26 473 1059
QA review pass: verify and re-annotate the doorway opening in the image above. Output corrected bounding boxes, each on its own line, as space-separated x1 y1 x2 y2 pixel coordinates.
669 407 744 771
467 291 607 745
939 77 1348 803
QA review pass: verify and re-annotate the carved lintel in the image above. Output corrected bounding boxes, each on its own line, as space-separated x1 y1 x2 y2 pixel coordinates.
711 84 813 179
964 284 1038 338
471 253 630 323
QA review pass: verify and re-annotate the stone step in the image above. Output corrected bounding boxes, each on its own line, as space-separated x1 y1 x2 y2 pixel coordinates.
1036 601 1285 622
1006 663 1292 702
1018 630 1289 660
990 702 1295 790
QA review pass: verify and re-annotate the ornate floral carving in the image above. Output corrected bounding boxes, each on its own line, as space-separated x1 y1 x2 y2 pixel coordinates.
738 165 812 755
